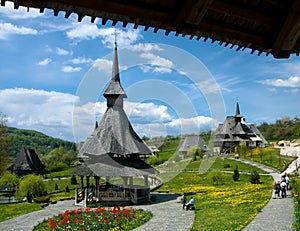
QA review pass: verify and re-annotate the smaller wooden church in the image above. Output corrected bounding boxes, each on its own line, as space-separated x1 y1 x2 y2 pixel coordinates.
213 102 267 154
71 41 158 206
9 147 47 176
179 135 208 159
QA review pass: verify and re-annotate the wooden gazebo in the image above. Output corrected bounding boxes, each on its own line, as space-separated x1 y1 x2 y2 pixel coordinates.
9 147 48 176
71 41 158 206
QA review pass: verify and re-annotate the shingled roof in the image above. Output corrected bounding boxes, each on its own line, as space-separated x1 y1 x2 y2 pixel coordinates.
10 147 47 175
72 154 158 177
78 42 152 158
179 135 208 152
214 102 266 146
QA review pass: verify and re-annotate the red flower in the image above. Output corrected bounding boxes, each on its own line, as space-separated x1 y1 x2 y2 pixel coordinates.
49 219 57 229
60 220 67 226
95 207 106 213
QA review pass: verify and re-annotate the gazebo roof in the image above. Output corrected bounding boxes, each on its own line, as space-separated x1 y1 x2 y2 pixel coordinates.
10 147 47 174
71 154 158 177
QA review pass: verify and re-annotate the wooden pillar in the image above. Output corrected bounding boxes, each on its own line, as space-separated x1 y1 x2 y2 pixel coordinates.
80 176 84 190
143 175 148 187
95 176 100 201
122 176 128 187
86 176 90 188
129 176 133 187
106 176 110 187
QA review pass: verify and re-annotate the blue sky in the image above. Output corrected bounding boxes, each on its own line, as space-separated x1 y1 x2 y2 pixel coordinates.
0 2 300 142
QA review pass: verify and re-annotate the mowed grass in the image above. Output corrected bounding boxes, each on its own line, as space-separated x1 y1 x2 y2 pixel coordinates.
157 157 273 231
240 147 295 172
0 202 41 222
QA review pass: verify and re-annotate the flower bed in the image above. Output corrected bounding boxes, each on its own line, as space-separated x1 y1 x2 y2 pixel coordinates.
33 206 152 231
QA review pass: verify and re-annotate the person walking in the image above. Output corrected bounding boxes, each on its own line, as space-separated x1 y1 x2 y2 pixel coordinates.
280 180 287 198
285 174 290 191
273 181 281 198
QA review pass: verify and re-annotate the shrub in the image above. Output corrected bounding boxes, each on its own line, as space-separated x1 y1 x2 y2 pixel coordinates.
70 175 77 185
208 171 225 185
249 170 260 184
233 166 240 181
148 155 161 166
65 185 70 192
16 174 46 199
0 171 19 186
34 195 50 203
54 183 59 191
188 146 204 159
224 164 231 169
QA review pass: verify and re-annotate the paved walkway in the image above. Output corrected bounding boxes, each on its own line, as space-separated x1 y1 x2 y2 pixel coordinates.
0 193 194 231
237 159 294 231
0 159 295 231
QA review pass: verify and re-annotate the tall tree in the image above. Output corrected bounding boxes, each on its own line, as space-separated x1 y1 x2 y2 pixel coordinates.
0 113 10 175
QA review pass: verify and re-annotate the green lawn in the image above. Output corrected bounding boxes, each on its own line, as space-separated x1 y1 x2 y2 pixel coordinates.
0 202 41 222
156 157 273 231
240 147 296 172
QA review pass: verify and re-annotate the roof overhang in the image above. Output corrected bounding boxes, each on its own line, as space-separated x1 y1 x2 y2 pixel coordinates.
1 0 300 58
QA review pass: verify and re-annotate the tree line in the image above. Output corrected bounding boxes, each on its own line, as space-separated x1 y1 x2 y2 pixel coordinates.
257 116 300 141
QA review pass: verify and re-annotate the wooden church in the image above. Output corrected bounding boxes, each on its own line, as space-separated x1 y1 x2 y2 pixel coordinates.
71 41 158 206
213 102 267 154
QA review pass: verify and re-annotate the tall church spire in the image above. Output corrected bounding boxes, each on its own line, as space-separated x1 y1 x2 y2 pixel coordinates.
103 38 127 108
235 100 241 116
235 100 242 122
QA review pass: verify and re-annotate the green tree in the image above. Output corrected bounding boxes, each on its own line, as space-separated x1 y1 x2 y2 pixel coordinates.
233 166 240 181
249 170 260 184
188 146 204 159
0 171 19 186
16 174 45 199
0 113 10 175
147 155 161 166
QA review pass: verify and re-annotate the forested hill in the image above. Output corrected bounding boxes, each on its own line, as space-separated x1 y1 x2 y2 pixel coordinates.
7 127 76 157
257 116 300 141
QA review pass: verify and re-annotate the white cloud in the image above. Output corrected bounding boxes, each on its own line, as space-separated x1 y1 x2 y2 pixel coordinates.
61 65 82 73
93 58 128 73
196 79 222 94
0 87 217 142
0 21 38 39
125 102 172 123
167 116 217 133
261 76 300 88
93 58 113 73
56 48 70 56
130 43 162 52
99 27 142 48
66 25 142 48
71 57 93 64
0 88 77 141
66 23 100 41
139 52 173 74
37 58 52 66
